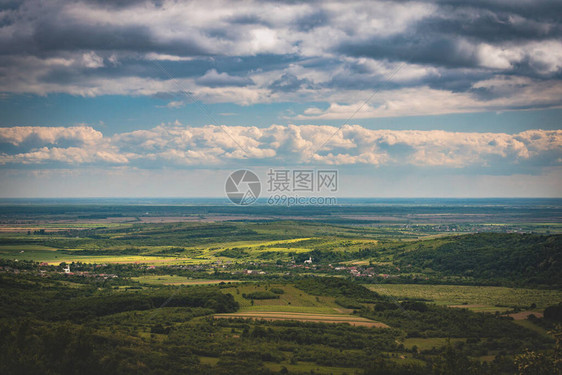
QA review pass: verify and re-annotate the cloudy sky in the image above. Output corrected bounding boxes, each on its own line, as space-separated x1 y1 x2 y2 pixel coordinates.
0 0 561 198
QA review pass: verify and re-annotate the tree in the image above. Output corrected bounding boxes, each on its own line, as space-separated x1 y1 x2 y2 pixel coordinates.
514 349 555 375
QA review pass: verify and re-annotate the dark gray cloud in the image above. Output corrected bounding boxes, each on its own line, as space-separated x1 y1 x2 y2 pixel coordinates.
269 73 314 92
226 13 271 27
292 9 329 32
6 20 208 57
424 70 491 93
83 0 164 8
38 57 214 83
433 0 562 23
324 72 405 91
417 13 562 44
213 55 303 75
337 0 562 74
34 54 301 82
195 69 254 87
0 0 560 110
339 35 481 68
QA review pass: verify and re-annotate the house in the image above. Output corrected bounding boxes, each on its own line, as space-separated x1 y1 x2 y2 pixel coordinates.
63 265 71 274
304 257 313 264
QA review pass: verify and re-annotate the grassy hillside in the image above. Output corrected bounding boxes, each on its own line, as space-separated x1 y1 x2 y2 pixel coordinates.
393 233 562 287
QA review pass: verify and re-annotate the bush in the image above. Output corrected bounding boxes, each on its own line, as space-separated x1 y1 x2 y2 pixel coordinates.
543 303 562 322
335 297 363 309
401 301 428 312
242 291 280 300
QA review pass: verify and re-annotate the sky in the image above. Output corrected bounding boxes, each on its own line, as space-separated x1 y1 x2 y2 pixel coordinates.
0 0 561 198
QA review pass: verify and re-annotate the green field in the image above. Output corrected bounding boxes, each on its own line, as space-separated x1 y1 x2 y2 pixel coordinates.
365 284 562 312
0 249 188 265
264 360 360 375
200 356 361 375
213 283 388 327
131 275 242 286
221 284 344 314
403 337 466 351
0 231 379 266
214 311 388 327
1 211 561 374
0 244 211 265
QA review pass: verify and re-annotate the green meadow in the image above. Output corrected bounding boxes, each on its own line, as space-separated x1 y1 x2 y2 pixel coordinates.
365 284 562 315
132 275 242 286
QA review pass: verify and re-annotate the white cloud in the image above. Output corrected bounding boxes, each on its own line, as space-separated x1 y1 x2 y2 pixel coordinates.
0 126 126 165
1 124 559 171
144 53 195 62
0 126 103 146
162 100 185 109
477 40 562 73
81 51 104 68
294 78 562 119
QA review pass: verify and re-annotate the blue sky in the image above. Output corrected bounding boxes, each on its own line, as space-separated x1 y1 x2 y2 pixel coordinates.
0 0 561 198
2 95 562 135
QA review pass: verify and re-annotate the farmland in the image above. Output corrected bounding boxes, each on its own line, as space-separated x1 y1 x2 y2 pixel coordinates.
212 283 389 327
0 199 561 374
365 284 562 313
1 220 560 288
132 275 242 286
214 311 389 327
